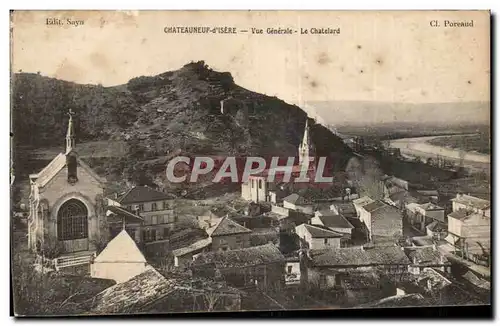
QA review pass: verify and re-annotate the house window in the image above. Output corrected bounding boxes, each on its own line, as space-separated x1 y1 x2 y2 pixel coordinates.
162 201 167 210
127 205 132 211
163 227 170 238
143 229 157 242
324 238 328 245
57 199 88 241
287 266 293 274
138 204 144 212
174 216 178 223
151 215 158 225
319 274 327 287
152 203 157 211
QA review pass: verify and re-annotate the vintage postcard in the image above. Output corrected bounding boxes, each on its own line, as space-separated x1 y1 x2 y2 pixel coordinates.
10 10 490 316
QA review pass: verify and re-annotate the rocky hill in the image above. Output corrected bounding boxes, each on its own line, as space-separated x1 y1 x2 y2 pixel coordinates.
12 61 352 195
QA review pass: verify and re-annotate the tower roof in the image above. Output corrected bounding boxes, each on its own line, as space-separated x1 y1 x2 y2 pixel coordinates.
94 230 147 263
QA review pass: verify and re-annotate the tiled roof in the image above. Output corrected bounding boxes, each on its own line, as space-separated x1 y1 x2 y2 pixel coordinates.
404 247 449 266
363 200 387 212
334 202 357 218
283 193 309 205
353 196 375 208
367 294 427 308
193 243 285 268
300 224 343 238
451 194 490 210
119 186 175 204
94 230 146 264
207 216 252 237
106 206 143 223
87 266 242 314
88 266 176 314
312 247 410 267
419 202 444 211
370 203 401 219
172 238 212 257
315 214 354 230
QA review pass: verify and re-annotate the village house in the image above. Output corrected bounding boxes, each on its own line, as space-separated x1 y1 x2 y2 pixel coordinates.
295 223 343 250
27 111 108 272
302 247 411 305
106 205 143 243
352 196 376 219
196 207 231 230
192 243 286 292
90 229 149 283
358 200 403 246
283 193 314 214
311 209 354 246
172 238 213 268
445 209 490 266
86 266 242 314
451 193 491 217
330 202 357 220
403 246 451 275
113 186 177 244
206 216 252 252
405 202 446 234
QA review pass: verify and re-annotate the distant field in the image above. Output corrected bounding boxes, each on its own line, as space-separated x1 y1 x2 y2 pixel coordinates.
427 133 490 155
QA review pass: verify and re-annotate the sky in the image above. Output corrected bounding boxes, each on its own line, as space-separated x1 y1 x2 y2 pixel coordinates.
11 10 490 120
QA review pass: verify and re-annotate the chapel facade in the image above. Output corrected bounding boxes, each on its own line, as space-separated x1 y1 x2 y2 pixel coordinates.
27 110 108 266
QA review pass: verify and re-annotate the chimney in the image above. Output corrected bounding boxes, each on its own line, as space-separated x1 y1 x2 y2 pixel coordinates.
427 279 432 291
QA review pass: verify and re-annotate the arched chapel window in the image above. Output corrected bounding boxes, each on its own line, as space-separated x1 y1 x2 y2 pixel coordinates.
57 199 88 241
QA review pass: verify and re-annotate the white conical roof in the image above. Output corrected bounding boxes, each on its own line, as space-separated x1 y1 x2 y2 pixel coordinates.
94 230 146 263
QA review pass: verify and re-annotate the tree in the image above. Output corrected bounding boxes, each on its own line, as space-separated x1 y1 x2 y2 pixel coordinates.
355 156 385 200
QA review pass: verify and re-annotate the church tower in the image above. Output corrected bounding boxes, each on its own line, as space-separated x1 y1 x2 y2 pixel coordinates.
66 109 76 153
298 119 315 169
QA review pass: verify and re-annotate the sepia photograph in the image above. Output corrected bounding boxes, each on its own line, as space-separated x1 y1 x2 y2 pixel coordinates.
9 10 491 317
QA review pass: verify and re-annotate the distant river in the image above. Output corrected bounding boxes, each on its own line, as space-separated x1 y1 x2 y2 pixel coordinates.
389 134 490 165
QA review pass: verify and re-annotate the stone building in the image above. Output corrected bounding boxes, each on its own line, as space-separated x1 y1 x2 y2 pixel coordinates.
27 111 107 270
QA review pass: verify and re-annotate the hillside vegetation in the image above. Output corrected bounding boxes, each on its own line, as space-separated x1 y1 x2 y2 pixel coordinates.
12 61 352 196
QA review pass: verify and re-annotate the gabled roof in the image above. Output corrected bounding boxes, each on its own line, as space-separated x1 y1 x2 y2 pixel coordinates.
106 206 143 223
32 152 106 187
363 200 387 212
172 238 212 257
353 196 375 208
419 202 444 211
333 202 357 218
207 216 252 237
299 224 343 238
404 246 449 266
193 243 285 268
118 186 175 204
312 247 410 267
88 266 176 314
315 214 354 230
94 230 146 263
283 193 309 205
451 194 490 210
87 266 242 314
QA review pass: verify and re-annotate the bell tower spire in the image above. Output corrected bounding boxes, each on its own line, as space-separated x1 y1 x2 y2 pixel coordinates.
299 118 315 168
66 109 76 154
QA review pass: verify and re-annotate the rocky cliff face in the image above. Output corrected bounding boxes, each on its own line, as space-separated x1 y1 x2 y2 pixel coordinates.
12 61 352 195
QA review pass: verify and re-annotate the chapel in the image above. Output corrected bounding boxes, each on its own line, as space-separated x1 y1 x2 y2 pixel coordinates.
27 110 108 268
